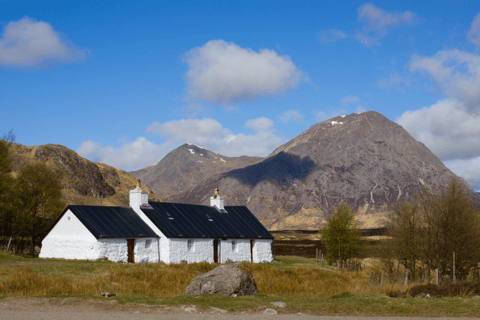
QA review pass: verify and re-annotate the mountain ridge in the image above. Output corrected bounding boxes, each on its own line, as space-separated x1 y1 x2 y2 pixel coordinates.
164 111 480 230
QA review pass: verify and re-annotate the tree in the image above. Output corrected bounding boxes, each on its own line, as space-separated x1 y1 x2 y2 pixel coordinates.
384 177 480 280
418 177 480 279
13 162 64 255
0 130 15 247
384 198 422 279
319 203 362 264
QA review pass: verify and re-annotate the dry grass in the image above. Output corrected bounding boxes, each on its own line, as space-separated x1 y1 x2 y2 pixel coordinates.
0 255 410 298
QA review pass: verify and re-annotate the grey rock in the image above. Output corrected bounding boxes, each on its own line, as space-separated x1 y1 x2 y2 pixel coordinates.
263 308 278 315
102 272 113 279
186 261 258 296
270 302 286 308
425 294 433 299
210 306 228 314
181 305 197 313
473 295 480 299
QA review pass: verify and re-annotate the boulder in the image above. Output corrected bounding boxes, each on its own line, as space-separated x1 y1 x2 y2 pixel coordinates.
186 261 258 296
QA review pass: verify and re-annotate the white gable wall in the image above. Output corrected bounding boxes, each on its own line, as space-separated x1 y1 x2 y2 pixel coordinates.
253 239 273 263
39 209 98 260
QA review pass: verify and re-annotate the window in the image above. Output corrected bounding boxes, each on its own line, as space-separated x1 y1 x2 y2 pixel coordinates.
188 239 194 252
165 211 174 220
232 240 236 252
145 240 152 248
205 213 213 221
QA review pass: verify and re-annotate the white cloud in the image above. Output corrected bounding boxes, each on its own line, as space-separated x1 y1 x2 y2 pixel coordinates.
183 40 303 104
467 12 480 46
278 110 305 124
318 29 347 44
147 117 284 157
443 157 480 191
0 17 88 68
358 3 417 36
77 137 172 171
409 49 480 113
354 4 417 47
396 98 480 162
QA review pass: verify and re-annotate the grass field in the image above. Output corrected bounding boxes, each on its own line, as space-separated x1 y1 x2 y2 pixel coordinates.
1 251 480 316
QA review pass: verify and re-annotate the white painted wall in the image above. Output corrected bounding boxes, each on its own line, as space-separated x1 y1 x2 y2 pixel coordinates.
168 238 214 264
253 239 273 262
220 239 251 262
96 238 159 263
39 209 98 260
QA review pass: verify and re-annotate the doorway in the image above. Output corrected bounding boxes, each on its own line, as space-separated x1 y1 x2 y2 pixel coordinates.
250 239 254 263
127 239 135 263
213 239 218 263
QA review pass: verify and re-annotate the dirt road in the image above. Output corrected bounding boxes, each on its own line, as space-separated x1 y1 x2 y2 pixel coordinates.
0 297 478 320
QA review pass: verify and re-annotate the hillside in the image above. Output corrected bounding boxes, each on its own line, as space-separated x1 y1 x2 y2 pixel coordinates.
131 143 262 199
9 143 160 207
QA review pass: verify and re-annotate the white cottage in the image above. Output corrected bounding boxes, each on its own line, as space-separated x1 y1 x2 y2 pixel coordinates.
40 187 274 264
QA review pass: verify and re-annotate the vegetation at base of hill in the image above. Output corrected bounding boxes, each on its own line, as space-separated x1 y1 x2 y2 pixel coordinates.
0 131 65 255
1 253 480 316
319 203 362 264
378 177 480 281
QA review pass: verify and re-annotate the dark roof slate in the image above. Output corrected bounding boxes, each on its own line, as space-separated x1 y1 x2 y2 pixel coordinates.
67 205 157 239
141 202 273 239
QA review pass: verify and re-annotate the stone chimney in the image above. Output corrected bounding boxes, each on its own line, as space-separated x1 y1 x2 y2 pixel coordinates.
130 179 148 211
210 188 224 211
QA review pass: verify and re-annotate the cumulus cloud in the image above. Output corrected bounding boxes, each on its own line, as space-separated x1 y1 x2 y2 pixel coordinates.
354 4 417 47
278 110 305 124
443 157 480 191
396 99 480 161
183 40 303 104
358 3 417 36
0 17 88 68
77 137 173 171
318 29 347 44
147 117 284 157
409 49 480 113
467 12 480 46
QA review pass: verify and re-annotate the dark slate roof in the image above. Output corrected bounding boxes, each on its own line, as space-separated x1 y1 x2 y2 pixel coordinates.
66 205 157 239
141 202 273 239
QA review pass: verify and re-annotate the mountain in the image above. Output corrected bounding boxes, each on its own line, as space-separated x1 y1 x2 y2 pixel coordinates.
165 111 480 230
130 143 262 199
9 143 160 206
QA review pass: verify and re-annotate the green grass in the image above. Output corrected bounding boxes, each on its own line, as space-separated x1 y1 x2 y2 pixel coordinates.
1 252 480 316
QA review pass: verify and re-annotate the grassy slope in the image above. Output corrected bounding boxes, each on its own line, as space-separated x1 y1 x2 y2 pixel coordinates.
1 252 479 316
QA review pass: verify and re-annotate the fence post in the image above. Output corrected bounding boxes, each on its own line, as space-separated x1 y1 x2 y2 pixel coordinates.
435 269 439 286
337 260 339 268
478 263 480 281
453 252 457 284
355 258 357 272
316 248 319 262
368 272 373 287
404 269 410 287
380 271 385 288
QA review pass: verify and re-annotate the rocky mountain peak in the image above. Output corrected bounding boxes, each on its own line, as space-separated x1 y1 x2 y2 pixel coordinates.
166 111 480 230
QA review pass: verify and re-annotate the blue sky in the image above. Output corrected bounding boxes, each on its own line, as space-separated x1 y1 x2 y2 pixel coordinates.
1 1 480 191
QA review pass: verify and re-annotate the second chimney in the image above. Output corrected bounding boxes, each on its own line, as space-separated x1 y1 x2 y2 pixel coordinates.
210 188 224 211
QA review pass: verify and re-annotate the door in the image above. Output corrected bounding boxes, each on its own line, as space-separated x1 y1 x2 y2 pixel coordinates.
213 239 218 263
250 239 254 263
127 239 135 263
